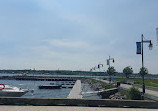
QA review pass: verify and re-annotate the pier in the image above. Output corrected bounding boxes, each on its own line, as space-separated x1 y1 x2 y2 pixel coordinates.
67 80 82 99
0 76 77 81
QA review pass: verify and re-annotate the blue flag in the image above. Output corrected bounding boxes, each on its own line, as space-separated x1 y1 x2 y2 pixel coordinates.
136 42 141 54
107 60 109 65
156 28 158 46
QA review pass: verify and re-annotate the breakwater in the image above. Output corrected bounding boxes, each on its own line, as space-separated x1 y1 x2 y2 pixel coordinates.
0 76 77 81
67 80 82 99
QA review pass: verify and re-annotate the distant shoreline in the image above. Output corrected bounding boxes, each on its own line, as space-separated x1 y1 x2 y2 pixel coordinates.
0 69 157 78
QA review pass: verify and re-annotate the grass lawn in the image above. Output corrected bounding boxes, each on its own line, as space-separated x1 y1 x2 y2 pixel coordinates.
104 85 114 90
90 79 99 84
114 78 158 88
89 78 115 90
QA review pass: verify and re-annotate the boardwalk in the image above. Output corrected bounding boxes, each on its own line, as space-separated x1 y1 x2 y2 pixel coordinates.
0 106 157 111
67 80 82 99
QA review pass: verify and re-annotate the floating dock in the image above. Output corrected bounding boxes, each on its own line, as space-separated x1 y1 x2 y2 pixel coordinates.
0 76 77 81
67 80 82 99
38 85 62 89
50 81 75 88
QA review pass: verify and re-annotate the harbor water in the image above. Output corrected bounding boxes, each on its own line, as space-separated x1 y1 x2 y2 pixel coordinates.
0 73 101 99
0 79 71 98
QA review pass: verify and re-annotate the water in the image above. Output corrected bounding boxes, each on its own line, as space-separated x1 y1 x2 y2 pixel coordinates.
0 73 158 79
0 80 71 98
0 73 108 78
0 75 101 99
82 83 101 99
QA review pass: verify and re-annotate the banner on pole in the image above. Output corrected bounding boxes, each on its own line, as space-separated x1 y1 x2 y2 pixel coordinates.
156 28 158 46
107 60 109 65
98 65 100 69
136 42 141 54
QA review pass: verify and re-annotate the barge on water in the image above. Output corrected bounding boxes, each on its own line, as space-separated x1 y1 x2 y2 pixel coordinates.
50 81 75 88
38 85 62 89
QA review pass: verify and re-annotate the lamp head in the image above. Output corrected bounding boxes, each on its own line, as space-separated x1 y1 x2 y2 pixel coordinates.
148 41 153 50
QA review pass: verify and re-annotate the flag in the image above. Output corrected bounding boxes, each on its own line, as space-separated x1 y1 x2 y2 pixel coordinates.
156 28 158 46
107 60 109 65
98 65 100 69
136 42 141 54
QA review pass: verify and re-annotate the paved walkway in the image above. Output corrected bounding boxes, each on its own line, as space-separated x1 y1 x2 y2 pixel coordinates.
120 84 158 96
67 80 82 99
96 79 158 98
0 106 157 111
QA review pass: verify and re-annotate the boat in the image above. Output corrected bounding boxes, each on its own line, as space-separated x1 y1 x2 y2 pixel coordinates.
0 85 29 97
50 81 75 88
61 84 73 88
38 85 62 89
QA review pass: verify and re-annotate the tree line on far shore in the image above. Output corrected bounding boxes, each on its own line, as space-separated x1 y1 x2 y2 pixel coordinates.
0 67 157 78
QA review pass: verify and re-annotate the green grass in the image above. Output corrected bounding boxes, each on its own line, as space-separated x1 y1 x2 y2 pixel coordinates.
89 78 114 90
90 79 99 84
114 78 158 88
104 85 114 90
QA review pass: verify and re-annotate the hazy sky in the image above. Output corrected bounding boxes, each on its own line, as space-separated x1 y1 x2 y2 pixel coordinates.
0 0 158 74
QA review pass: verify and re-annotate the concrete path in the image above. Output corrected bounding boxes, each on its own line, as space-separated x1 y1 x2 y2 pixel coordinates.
0 106 157 111
120 84 158 96
67 80 82 99
96 79 158 98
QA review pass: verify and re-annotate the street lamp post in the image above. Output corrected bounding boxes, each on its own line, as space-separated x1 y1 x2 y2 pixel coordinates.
90 66 97 78
139 34 153 99
107 56 114 83
98 64 103 71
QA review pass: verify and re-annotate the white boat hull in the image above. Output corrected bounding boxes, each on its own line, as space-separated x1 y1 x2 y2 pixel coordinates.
0 85 29 97
0 91 28 97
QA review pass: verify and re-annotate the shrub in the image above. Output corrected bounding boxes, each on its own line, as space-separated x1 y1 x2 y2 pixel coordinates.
128 86 141 100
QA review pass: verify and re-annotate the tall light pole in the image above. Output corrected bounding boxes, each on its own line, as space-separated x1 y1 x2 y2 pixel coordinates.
90 66 97 78
98 64 103 78
137 34 153 99
107 56 114 83
98 64 103 71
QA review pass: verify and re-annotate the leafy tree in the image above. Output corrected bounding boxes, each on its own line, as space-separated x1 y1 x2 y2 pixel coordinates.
139 67 148 77
123 66 133 78
107 66 116 83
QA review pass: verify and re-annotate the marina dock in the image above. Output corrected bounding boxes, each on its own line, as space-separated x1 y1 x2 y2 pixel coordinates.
0 76 77 81
67 80 82 99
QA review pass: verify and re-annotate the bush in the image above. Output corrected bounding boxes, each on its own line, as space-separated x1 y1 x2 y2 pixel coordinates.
128 86 141 100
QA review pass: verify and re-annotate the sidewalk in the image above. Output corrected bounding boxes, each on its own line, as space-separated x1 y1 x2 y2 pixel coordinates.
96 79 158 100
0 106 157 111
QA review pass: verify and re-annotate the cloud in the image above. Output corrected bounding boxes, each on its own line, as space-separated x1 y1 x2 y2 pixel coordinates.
0 0 158 73
49 39 87 48
61 13 108 38
44 39 104 53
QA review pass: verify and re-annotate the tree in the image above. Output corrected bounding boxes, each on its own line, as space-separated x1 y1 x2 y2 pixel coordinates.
123 66 133 78
107 66 116 83
139 67 148 77
128 86 141 100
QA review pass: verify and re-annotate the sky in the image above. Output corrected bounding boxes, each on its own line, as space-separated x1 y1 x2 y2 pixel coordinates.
0 0 158 74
